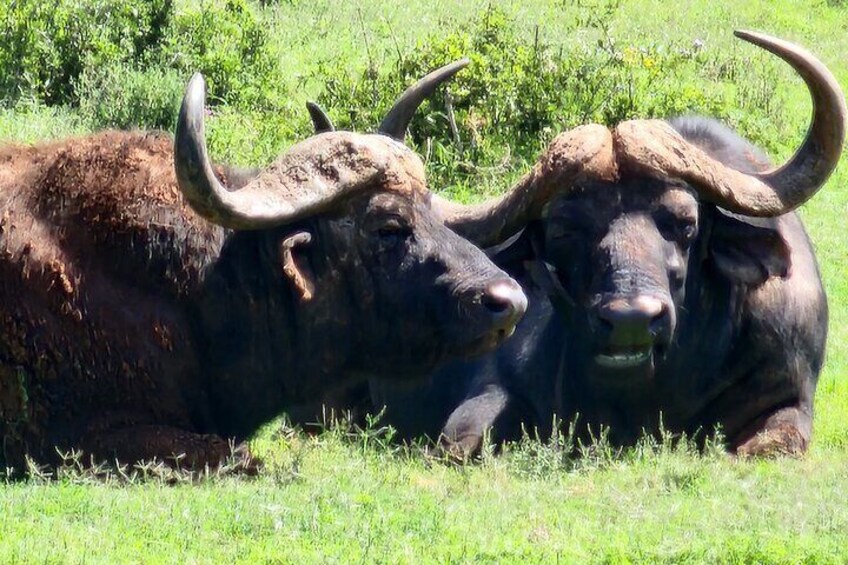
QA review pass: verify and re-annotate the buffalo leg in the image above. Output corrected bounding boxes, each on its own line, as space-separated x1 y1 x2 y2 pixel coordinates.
80 425 258 472
440 383 534 458
732 405 812 457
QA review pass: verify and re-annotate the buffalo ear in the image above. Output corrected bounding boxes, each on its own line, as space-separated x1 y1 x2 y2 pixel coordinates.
280 231 316 301
707 208 791 286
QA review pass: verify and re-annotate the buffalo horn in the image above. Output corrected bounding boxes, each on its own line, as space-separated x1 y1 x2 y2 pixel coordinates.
434 125 618 247
378 59 470 140
174 73 387 230
616 31 846 216
307 101 335 133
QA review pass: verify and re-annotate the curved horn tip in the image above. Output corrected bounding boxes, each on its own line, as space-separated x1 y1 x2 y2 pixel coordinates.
446 57 471 72
185 72 207 107
736 28 845 137
306 100 336 133
426 58 472 84
176 72 210 159
377 57 471 140
733 30 798 56
712 29 845 213
733 29 761 42
732 30 795 48
732 30 802 54
178 72 210 139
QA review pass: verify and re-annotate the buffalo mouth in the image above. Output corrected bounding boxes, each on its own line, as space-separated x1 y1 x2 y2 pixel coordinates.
595 349 652 369
593 343 665 374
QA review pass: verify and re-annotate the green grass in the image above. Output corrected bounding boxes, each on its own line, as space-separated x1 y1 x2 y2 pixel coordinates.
3 431 848 563
2 0 848 562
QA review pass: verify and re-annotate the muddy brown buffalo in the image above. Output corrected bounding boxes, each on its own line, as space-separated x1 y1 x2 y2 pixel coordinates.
0 61 530 473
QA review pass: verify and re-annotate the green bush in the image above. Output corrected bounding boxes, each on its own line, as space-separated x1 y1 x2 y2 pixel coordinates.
309 5 776 196
0 0 787 178
0 0 306 156
0 0 173 106
0 0 288 130
204 104 308 167
76 63 184 130
161 0 285 111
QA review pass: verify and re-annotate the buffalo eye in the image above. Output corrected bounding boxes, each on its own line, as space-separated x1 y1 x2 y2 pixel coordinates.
374 218 412 248
656 211 698 246
679 220 698 244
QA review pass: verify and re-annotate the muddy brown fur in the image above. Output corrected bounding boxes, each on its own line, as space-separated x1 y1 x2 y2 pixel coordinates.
0 130 525 473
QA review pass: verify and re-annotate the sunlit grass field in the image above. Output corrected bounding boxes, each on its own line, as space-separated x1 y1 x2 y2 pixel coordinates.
1 0 847 562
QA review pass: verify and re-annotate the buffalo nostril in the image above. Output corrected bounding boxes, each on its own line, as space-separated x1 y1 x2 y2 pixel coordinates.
597 295 667 343
481 280 528 324
634 296 665 334
649 312 667 336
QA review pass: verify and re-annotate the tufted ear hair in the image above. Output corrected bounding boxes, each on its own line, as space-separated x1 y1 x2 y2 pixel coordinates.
280 231 316 301
707 208 791 286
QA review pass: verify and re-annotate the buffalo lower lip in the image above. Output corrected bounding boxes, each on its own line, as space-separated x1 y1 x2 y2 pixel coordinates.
595 350 651 369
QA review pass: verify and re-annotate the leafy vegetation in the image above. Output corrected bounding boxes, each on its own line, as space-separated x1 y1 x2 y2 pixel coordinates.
0 0 802 185
1 0 848 562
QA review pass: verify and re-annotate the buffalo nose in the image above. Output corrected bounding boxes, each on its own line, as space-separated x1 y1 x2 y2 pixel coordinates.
598 296 666 344
481 279 528 331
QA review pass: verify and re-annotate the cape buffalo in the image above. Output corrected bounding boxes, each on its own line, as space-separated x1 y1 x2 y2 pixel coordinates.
300 31 846 458
0 61 529 473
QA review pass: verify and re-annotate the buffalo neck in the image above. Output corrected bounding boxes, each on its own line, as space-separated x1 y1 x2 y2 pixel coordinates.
191 229 353 439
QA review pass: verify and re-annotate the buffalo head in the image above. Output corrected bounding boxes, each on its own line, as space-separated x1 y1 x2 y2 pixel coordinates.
174 62 527 384
439 31 845 382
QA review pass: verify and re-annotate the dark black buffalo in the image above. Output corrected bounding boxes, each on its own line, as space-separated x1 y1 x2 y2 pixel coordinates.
0 62 529 472
298 31 845 458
